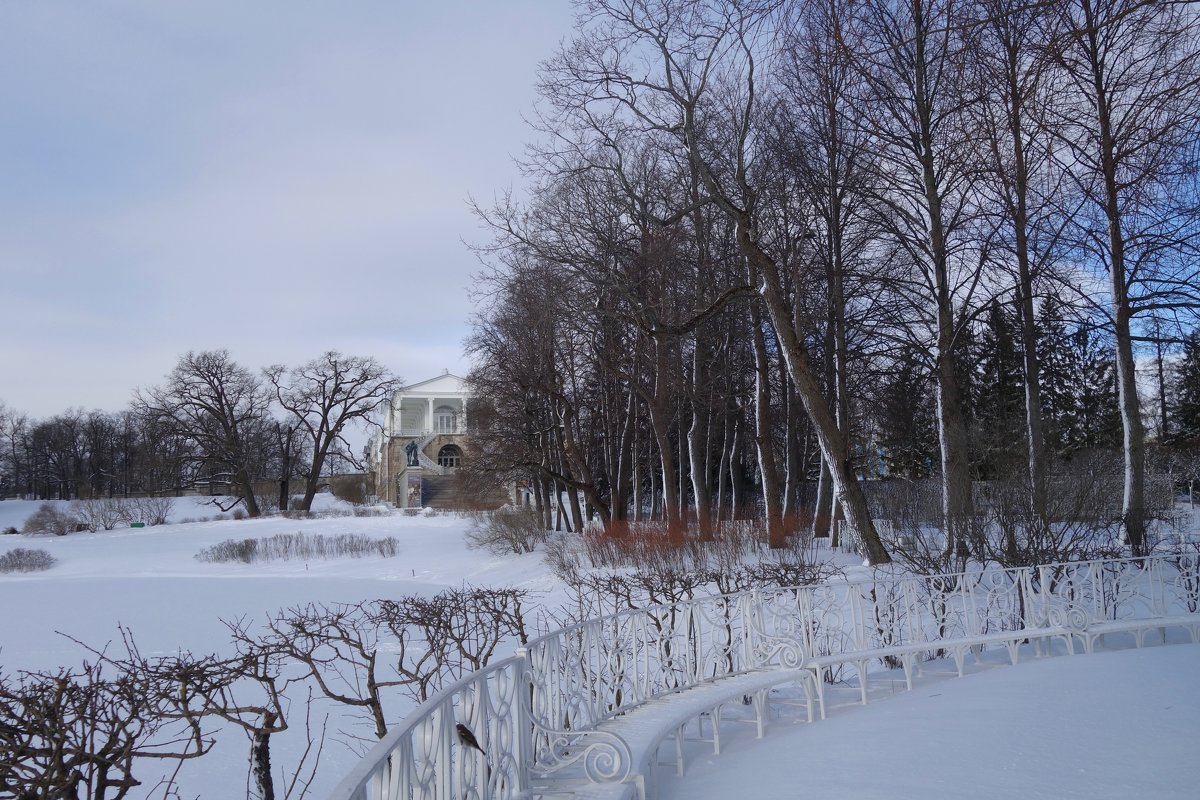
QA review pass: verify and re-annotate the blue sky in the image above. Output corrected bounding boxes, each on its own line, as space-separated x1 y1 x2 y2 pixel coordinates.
0 1 573 418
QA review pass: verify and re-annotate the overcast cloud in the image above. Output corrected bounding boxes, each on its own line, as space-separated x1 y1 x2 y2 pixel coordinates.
0 1 572 418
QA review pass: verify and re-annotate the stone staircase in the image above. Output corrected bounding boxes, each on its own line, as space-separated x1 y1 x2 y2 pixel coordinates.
420 475 508 510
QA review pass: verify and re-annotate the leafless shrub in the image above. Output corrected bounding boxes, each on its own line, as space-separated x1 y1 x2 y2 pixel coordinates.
558 518 817 577
329 476 370 506
545 557 839 633
715 560 842 594
130 495 175 526
0 547 57 573
867 480 943 532
886 520 975 576
72 627 322 800
21 501 80 535
255 492 281 515
195 532 399 564
373 587 531 702
230 602 396 742
465 506 548 554
0 657 211 800
72 498 128 532
981 466 1126 569
350 506 389 518
232 587 532 749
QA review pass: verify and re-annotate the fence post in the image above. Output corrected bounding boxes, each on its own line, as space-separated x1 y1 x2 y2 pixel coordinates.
514 647 533 796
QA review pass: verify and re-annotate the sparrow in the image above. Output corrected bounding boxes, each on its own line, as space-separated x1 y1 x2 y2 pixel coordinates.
456 722 486 754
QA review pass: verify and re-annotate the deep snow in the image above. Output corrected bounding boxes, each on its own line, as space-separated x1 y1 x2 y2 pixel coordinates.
2 497 1198 799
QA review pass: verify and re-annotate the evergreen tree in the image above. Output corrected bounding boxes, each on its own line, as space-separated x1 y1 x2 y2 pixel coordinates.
1036 299 1121 458
1171 329 1200 444
1068 326 1122 452
1036 298 1076 458
970 299 1026 479
875 350 939 479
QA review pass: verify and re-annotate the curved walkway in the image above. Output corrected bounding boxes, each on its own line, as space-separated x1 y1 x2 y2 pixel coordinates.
660 642 1200 800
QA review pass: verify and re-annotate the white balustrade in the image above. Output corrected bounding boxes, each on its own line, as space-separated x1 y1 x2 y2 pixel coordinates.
329 553 1200 800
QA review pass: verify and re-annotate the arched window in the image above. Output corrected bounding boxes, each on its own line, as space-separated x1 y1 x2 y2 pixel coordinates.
434 405 458 433
437 444 462 469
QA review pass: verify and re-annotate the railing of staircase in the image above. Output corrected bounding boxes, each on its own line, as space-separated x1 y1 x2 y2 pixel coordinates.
328 553 1200 800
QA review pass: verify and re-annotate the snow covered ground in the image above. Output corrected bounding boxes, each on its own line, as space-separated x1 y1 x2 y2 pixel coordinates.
2 497 1198 799
662 643 1200 800
0 497 556 798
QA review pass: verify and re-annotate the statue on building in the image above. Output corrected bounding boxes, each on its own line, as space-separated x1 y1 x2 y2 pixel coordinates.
405 439 419 467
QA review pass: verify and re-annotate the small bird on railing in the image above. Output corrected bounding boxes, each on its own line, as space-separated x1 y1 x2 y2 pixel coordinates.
456 723 486 755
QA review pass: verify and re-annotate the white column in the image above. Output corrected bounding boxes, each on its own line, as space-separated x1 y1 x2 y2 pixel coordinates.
426 397 433 432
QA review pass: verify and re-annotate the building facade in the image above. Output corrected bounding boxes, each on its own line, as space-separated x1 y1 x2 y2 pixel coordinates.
368 372 471 508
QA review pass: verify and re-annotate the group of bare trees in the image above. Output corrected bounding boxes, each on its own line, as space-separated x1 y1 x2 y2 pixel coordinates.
0 350 397 516
0 588 529 800
468 0 1200 565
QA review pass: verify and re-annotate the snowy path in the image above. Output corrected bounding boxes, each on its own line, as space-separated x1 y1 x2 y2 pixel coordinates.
660 643 1200 800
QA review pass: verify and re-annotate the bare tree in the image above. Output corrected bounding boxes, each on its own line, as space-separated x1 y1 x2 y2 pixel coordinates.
1043 0 1200 552
969 0 1071 531
233 602 397 742
135 350 271 516
537 0 892 562
0 403 28 499
847 0 994 564
373 587 531 702
174 648 320 800
266 352 399 512
0 659 211 800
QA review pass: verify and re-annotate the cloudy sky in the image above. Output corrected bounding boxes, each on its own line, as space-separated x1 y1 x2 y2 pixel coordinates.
0 1 574 419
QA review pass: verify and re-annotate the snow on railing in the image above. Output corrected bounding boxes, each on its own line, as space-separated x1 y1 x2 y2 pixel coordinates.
328 553 1200 800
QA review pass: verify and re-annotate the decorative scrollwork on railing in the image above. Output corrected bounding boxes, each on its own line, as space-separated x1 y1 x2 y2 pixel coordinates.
1047 603 1091 633
527 724 633 784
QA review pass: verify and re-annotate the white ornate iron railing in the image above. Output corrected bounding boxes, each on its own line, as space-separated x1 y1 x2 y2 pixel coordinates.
328 553 1200 800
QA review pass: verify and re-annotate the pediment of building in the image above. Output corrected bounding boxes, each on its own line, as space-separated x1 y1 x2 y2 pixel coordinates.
399 372 469 397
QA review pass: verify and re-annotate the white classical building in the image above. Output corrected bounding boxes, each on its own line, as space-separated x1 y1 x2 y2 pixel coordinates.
369 372 471 508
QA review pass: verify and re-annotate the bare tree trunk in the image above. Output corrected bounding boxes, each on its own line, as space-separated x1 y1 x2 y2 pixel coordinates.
1114 301 1147 551
918 35 976 559
250 714 277 800
612 390 637 522
729 414 744 520
648 339 682 536
750 301 787 548
716 397 733 521
540 475 553 530
814 458 832 539
1079 0 1147 552
740 233 890 563
568 487 584 532
782 372 801 520
935 339 975 558
237 465 261 518
688 340 715 539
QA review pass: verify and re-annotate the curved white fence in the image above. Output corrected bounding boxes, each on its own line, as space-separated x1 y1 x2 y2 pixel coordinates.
329 554 1200 800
